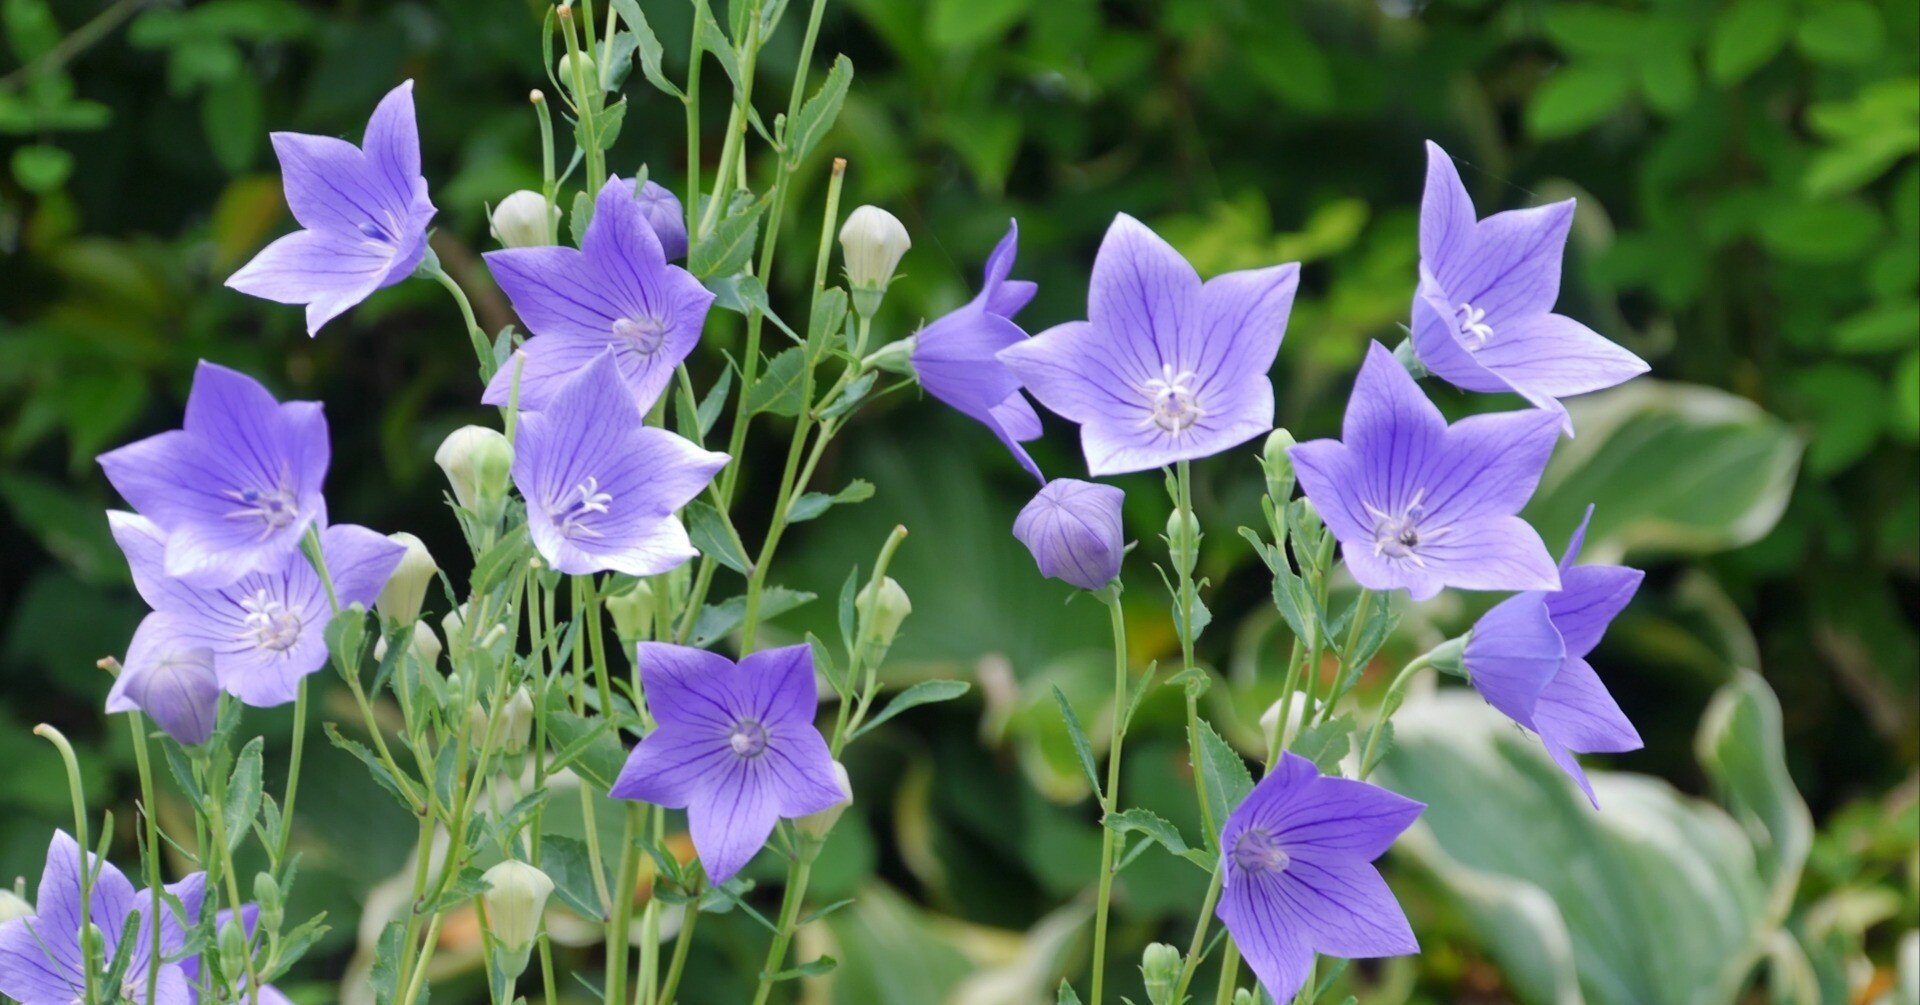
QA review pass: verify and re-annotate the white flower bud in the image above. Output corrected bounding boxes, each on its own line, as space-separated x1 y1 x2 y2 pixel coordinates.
838 205 910 294
502 687 534 755
376 621 444 671
376 533 437 625
557 52 599 97
794 761 853 840
855 577 912 651
435 426 514 520
442 603 471 663
1141 943 1182 1005
0 889 31 924
483 860 554 977
1258 696 1320 747
605 581 656 641
490 190 558 249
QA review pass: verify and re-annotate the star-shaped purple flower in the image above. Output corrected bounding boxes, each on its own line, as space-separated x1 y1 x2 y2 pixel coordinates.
1289 342 1563 601
107 613 221 745
98 361 330 589
1412 142 1647 428
1464 506 1644 805
1013 478 1125 590
483 178 716 413
910 219 1045 480
1216 753 1423 1003
610 643 845 884
512 351 727 577
226 80 436 336
0 832 205 1005
110 511 404 708
998 214 1298 476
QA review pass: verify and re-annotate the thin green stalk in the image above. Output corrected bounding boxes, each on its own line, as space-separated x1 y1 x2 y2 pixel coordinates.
608 806 640 1004
205 754 264 1004
127 714 164 1005
1213 943 1242 1005
684 0 705 230
534 90 559 244
747 853 814 1005
1171 867 1226 1004
34 725 98 1003
1089 587 1129 1005
656 894 700 1005
1358 654 1432 781
424 259 492 372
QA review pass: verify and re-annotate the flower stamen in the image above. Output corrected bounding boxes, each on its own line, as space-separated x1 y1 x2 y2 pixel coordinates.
727 719 769 758
611 315 669 355
1455 302 1493 350
238 590 303 652
1137 363 1204 436
223 484 301 541
556 477 614 539
1230 827 1292 876
1364 488 1450 567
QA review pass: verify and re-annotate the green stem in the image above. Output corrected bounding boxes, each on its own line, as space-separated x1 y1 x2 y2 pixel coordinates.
1171 867 1226 1004
684 0 705 230
34 725 97 1004
424 260 492 373
748 852 814 1005
1358 654 1431 781
655 884 701 1005
1213 943 1242 1005
205 752 264 1004
534 90 559 245
1089 587 1129 1005
127 715 163 1005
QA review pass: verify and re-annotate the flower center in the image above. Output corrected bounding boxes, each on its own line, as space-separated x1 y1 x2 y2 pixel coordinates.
1365 488 1449 566
556 477 613 539
611 315 669 355
1230 827 1292 876
1455 302 1493 350
1139 364 1204 435
239 590 303 652
223 484 300 541
727 719 769 758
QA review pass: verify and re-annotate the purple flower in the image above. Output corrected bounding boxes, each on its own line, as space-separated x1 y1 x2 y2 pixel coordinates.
633 177 688 261
1216 753 1423 1003
107 614 221 745
1464 506 1644 804
110 512 404 707
97 361 329 589
226 80 436 336
0 831 204 1005
910 219 1046 480
1289 342 1562 601
512 351 727 577
483 178 715 412
1012 478 1125 590
180 905 294 1005
998 214 1298 475
1412 142 1647 428
610 643 844 883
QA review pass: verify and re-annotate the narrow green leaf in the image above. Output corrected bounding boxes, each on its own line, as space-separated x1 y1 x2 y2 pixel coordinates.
785 54 852 164
787 479 875 523
745 347 807 416
224 737 264 852
852 680 970 739
686 501 751 574
1051 684 1103 803
1195 717 1253 836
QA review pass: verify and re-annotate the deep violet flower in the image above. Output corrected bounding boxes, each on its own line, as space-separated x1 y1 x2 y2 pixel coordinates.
1012 478 1125 590
107 614 221 745
482 178 715 412
610 643 844 883
1289 341 1562 601
998 214 1298 476
110 512 404 708
633 177 688 261
97 361 329 589
1216 753 1423 1003
0 832 204 1005
1464 506 1644 804
226 80 436 336
512 351 727 577
1412 142 1647 428
909 219 1046 480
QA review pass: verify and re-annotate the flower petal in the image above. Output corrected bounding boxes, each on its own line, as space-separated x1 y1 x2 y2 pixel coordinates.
1088 213 1201 370
1407 516 1561 595
1472 312 1649 399
735 645 820 728
108 613 221 746
1216 870 1313 1005
0 916 79 1004
1423 407 1562 527
362 81 424 212
1536 656 1642 757
1548 563 1642 658
634 643 742 732
225 229 394 335
1190 261 1296 410
321 524 408 609
1461 200 1574 326
685 758 780 884
267 132 383 235
1465 592 1565 728
1419 142 1477 277
1277 857 1419 959
611 722 732 807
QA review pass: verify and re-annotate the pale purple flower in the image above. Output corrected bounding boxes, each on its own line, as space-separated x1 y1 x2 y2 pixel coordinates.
1412 142 1647 428
1216 753 1423 1003
910 219 1045 480
482 178 715 412
97 361 329 589
1289 341 1562 601
0 832 204 1005
1464 506 1644 805
512 351 727 577
110 512 404 708
633 177 688 261
1012 478 1124 590
998 214 1298 475
226 80 436 336
610 643 844 883
107 614 221 745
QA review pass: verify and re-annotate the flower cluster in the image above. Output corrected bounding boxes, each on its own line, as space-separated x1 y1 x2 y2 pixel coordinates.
909 143 1650 1003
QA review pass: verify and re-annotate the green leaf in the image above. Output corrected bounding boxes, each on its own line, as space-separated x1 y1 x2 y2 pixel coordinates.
689 587 816 647
544 709 627 792
808 288 849 358
1056 980 1083 1005
1050 684 1102 802
609 0 683 98
224 737 263 850
786 54 851 165
541 835 608 920
689 200 765 279
1194 717 1252 836
820 372 876 421
1524 380 1803 559
322 723 413 810
427 866 491 913
1526 64 1635 139
852 680 970 739
370 919 407 1005
1106 807 1210 870
1758 198 1883 264
788 478 875 523
10 143 71 193
698 365 734 437
1794 1 1883 66
686 501 751 574
1696 669 1812 902
1709 0 1791 84
1291 714 1355 772
763 954 838 982
745 347 807 417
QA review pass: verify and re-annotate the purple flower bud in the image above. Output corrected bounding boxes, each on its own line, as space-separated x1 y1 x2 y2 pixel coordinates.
632 177 688 261
1013 479 1126 590
107 614 220 745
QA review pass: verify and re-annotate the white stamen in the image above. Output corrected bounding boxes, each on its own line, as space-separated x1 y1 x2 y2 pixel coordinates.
1365 488 1450 567
1456 302 1493 350
557 477 614 539
610 315 669 355
727 719 769 758
1137 363 1204 435
223 483 300 541
238 590 303 652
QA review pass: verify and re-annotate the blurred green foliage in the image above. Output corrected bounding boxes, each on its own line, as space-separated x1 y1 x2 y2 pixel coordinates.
1 0 1915 1001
